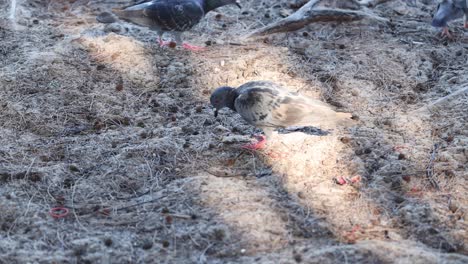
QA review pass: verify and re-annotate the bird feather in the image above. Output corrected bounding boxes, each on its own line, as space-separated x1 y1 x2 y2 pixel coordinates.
234 81 353 130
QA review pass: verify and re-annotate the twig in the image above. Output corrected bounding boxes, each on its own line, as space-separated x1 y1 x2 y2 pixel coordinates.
378 170 425 176
413 85 468 113
426 144 440 190
198 243 214 264
71 177 90 232
24 158 36 180
116 194 166 211
228 42 246 46
204 168 244 178
115 189 151 200
9 0 17 20
163 213 192 220
245 5 388 38
358 0 395 7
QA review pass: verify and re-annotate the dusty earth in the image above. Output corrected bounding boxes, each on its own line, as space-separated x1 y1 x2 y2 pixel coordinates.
0 0 467 263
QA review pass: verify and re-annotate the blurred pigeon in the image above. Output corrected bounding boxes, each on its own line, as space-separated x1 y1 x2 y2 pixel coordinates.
210 81 354 150
432 0 468 38
96 0 241 51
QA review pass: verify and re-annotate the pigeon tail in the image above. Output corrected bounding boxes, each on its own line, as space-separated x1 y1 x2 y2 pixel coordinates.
298 99 354 128
110 8 154 28
112 8 137 21
297 108 354 129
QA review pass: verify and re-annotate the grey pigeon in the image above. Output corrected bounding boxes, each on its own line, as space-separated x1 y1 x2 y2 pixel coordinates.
210 81 353 150
432 0 468 38
96 0 241 51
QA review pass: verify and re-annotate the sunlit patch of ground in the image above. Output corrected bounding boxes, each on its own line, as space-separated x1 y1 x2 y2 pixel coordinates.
195 173 288 253
73 34 156 84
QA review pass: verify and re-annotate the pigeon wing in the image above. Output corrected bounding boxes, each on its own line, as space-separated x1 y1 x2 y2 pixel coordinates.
235 81 352 129
234 87 278 128
113 0 204 31
234 81 294 128
121 0 153 9
144 0 205 31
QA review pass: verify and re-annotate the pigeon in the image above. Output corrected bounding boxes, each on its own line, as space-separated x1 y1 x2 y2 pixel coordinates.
432 0 468 38
210 81 354 150
96 0 241 51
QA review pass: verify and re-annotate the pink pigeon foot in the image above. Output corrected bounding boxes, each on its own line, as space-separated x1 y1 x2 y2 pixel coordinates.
182 43 205 51
158 37 175 48
464 21 468 29
242 135 267 151
441 27 453 39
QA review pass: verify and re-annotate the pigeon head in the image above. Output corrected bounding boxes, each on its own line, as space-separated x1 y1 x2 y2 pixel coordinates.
432 0 464 27
203 0 242 13
210 86 238 117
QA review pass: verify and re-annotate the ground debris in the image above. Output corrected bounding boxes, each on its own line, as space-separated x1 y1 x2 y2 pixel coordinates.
0 0 467 262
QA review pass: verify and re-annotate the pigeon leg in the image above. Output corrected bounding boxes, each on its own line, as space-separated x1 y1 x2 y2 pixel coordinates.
157 31 174 47
242 127 273 150
242 135 267 151
182 43 205 51
158 37 172 47
173 32 205 51
441 27 452 38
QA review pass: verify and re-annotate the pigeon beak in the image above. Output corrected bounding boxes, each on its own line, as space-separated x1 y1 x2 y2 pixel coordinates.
214 109 219 117
235 1 241 8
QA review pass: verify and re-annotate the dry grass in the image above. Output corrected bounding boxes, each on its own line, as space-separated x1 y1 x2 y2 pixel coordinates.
0 0 467 263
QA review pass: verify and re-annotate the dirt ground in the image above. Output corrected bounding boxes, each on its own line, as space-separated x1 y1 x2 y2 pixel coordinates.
0 0 467 263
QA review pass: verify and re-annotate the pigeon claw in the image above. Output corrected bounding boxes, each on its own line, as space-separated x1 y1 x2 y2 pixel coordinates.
242 135 267 151
464 21 468 29
441 27 453 39
158 38 174 48
182 43 205 52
